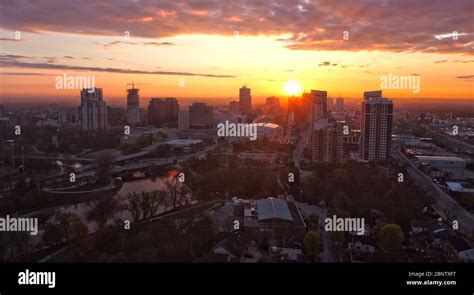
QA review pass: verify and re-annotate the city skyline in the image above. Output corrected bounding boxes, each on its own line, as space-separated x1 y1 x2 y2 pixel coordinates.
1 0 473 103
0 1 473 290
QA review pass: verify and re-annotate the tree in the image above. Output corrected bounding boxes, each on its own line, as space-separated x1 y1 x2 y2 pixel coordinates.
303 230 320 262
96 153 113 183
43 211 88 246
258 237 270 252
178 186 191 207
149 190 167 216
87 194 122 230
165 175 180 209
377 224 405 252
139 191 152 219
126 192 142 222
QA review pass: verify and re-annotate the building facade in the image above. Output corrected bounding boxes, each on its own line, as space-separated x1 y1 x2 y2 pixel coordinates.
311 119 344 163
336 97 344 115
239 86 252 115
147 98 179 127
189 102 214 129
178 109 190 130
360 91 393 161
78 88 108 131
229 100 240 113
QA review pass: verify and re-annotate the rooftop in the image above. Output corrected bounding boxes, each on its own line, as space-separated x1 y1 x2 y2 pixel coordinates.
256 198 293 222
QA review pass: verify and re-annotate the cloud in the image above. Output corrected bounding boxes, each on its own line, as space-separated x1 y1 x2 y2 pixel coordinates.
0 60 236 78
456 75 474 79
318 61 332 66
0 0 471 54
98 41 175 47
1 72 53 76
435 59 474 63
0 38 22 42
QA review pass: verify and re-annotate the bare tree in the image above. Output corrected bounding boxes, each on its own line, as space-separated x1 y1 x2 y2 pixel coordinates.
126 192 141 222
149 190 167 217
165 176 180 209
87 194 122 230
139 191 152 219
178 186 192 207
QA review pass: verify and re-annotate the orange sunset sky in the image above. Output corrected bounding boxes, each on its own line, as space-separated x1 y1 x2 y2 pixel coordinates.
0 0 473 106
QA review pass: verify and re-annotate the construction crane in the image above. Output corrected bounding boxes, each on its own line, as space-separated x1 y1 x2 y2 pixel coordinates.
126 81 151 89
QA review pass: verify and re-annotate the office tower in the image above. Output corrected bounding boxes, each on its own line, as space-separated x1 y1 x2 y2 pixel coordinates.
229 100 240 113
360 91 393 161
311 90 328 122
239 86 252 115
189 102 214 129
78 88 108 131
127 85 140 108
363 90 382 101
0 104 4 116
302 92 313 125
311 119 343 164
327 97 333 112
336 97 344 115
178 109 190 130
265 96 280 115
148 98 179 127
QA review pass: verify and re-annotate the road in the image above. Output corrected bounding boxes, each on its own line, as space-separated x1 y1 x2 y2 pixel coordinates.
292 129 312 179
296 202 337 262
392 148 474 239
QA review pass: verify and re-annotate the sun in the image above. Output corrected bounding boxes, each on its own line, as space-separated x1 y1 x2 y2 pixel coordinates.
284 80 301 95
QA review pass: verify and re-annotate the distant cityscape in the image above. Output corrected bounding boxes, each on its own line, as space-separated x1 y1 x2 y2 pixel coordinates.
1 82 473 264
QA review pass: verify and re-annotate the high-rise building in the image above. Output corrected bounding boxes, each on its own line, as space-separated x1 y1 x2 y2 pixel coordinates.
311 119 343 164
302 92 313 125
178 109 189 130
311 90 328 122
78 88 108 131
336 97 344 115
127 86 140 108
125 86 143 126
147 98 179 127
229 100 240 113
189 102 214 129
327 97 333 112
360 91 393 161
363 90 382 101
239 86 252 115
265 96 280 115
0 104 4 116
127 107 144 126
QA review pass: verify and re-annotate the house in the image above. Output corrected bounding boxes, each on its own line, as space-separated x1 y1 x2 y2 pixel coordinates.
196 237 247 263
212 237 247 260
233 197 306 239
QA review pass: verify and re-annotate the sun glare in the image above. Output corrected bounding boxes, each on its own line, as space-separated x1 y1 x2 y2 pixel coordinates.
284 80 301 95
